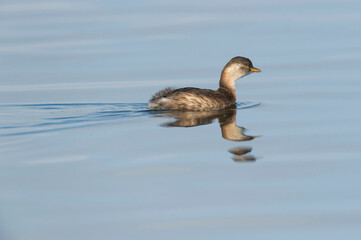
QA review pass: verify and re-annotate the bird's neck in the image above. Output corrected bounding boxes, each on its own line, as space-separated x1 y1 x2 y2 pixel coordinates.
219 70 239 98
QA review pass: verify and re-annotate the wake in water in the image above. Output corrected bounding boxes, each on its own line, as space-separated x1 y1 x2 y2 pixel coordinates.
0 102 260 137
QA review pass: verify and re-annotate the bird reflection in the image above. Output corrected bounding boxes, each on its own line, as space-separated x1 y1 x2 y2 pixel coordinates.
152 109 259 162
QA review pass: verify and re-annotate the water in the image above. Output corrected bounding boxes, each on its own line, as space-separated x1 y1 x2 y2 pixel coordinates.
1 0 361 239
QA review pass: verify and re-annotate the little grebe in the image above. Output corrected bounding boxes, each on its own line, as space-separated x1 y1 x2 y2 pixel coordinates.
148 56 261 111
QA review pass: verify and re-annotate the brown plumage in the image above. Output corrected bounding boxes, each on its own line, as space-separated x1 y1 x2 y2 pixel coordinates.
148 56 261 111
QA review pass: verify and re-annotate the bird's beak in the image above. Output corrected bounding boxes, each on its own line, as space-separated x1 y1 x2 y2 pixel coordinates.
251 67 261 72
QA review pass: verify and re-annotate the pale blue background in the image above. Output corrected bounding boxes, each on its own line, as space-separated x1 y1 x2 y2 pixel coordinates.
0 0 361 239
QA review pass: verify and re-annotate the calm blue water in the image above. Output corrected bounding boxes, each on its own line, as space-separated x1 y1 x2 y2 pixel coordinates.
1 0 361 239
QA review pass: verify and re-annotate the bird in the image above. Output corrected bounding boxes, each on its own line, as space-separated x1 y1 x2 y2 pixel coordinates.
148 56 261 111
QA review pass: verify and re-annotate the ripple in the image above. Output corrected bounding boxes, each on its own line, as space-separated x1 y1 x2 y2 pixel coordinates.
0 102 260 137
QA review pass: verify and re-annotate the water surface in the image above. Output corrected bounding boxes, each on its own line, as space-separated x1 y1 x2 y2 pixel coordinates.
1 0 361 240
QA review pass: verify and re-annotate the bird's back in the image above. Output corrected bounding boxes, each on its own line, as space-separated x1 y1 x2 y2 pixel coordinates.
148 87 235 111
